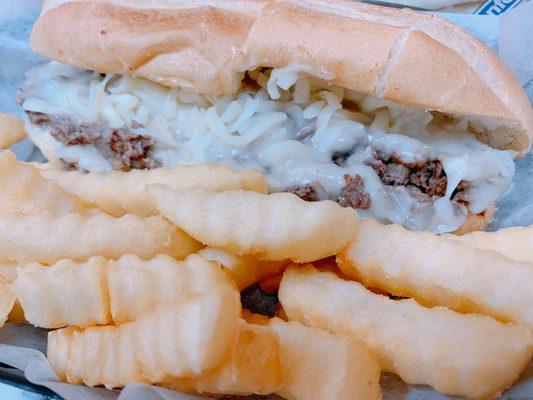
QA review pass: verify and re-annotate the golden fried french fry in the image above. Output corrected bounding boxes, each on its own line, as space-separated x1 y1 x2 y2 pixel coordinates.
169 320 281 396
0 151 84 216
0 276 15 328
446 225 533 263
270 318 381 400
337 219 533 327
150 186 357 262
0 212 201 264
48 288 241 388
0 262 26 323
14 254 233 328
198 247 288 290
41 164 267 217
279 265 532 400
13 258 110 328
0 113 26 149
108 254 234 324
240 311 381 400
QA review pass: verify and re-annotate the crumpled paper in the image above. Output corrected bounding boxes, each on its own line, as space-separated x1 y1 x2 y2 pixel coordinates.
0 1 532 399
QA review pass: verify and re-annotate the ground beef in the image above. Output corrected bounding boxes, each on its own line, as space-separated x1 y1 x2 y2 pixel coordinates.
409 160 448 197
382 163 410 186
27 112 160 170
287 184 320 202
51 119 94 146
406 185 432 204
368 158 386 178
240 284 278 318
426 176 448 197
452 181 470 201
360 148 452 199
96 128 160 170
289 147 460 211
337 174 371 209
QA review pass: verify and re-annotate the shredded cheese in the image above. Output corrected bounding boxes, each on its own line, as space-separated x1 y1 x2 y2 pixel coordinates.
20 62 516 232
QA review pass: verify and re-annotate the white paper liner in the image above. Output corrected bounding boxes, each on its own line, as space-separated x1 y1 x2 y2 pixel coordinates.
0 339 212 400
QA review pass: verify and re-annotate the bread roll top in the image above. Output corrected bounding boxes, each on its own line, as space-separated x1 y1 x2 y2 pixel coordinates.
31 0 533 152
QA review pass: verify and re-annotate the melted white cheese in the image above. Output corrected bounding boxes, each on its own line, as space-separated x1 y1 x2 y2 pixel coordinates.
21 62 516 233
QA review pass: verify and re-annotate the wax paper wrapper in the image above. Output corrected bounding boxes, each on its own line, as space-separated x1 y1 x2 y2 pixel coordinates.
0 1 532 399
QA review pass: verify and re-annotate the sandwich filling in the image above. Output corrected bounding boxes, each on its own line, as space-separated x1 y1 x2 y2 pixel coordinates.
19 62 515 233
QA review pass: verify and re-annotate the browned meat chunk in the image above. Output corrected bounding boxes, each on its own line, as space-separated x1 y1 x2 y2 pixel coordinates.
368 158 386 178
452 181 470 202
365 148 454 201
337 174 371 209
409 160 448 197
96 128 160 170
382 163 410 186
287 184 319 202
27 112 160 171
406 185 432 204
51 119 93 146
426 176 448 197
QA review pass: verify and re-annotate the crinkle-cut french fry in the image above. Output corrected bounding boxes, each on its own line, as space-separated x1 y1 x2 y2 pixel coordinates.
198 247 288 290
14 254 233 328
337 218 533 328
168 320 281 396
47 288 241 388
0 151 85 216
13 258 110 328
0 262 26 322
40 163 267 217
269 318 381 400
446 225 533 264
0 212 201 264
279 265 533 400
171 314 380 399
150 186 357 262
0 113 26 149
240 312 381 400
109 254 233 324
0 276 15 328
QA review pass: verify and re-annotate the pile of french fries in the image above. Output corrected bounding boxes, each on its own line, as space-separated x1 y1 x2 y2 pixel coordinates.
0 113 531 400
